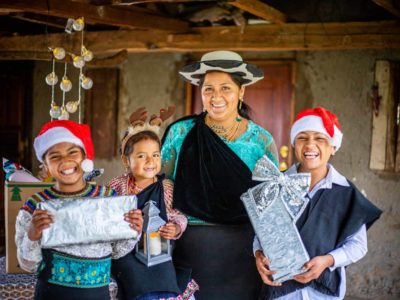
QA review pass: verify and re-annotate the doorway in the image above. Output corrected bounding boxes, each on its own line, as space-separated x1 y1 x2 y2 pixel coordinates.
0 61 34 254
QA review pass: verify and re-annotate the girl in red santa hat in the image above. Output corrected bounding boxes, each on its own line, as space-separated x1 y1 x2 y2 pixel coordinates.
254 107 382 300
15 120 143 300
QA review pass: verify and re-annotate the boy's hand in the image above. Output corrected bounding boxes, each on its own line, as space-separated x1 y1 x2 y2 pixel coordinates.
159 222 181 240
28 209 53 241
125 209 143 233
255 250 282 286
294 254 334 284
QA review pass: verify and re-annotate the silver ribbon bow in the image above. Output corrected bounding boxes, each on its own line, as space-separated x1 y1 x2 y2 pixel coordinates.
250 155 311 221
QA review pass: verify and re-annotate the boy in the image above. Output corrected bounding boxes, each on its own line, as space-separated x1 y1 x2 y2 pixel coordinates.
15 120 143 300
254 107 382 299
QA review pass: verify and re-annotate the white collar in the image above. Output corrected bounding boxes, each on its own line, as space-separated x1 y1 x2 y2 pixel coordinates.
286 163 349 198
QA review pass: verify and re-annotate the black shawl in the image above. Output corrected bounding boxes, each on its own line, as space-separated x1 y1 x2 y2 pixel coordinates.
162 114 259 224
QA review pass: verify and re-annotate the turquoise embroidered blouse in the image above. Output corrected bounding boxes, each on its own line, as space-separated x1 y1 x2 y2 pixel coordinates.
161 117 279 180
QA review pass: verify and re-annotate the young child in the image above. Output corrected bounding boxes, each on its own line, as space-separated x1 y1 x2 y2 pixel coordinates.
107 109 198 300
15 120 143 300
254 107 382 299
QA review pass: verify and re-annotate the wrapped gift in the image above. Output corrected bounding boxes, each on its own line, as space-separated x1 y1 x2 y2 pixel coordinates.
38 195 138 248
3 158 40 182
241 155 311 283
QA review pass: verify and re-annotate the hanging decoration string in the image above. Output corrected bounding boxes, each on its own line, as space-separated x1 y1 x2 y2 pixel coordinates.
44 16 93 123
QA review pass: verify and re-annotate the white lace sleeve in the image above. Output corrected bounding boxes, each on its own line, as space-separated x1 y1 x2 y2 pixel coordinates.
15 210 42 273
111 234 141 259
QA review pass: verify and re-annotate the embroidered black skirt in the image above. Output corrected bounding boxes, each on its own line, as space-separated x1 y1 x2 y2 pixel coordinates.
35 250 111 300
173 222 262 300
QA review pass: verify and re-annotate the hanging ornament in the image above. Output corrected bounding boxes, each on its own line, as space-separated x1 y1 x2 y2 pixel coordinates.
72 54 85 68
52 47 66 60
58 108 70 120
66 101 79 113
45 72 58 86
60 76 72 92
81 74 93 90
81 46 93 62
72 17 85 31
49 104 62 119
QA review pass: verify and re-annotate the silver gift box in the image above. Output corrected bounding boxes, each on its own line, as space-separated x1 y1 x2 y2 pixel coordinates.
241 156 311 283
38 195 138 248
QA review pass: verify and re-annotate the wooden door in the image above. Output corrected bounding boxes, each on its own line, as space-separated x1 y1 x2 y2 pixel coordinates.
0 61 33 255
186 61 295 169
84 68 119 159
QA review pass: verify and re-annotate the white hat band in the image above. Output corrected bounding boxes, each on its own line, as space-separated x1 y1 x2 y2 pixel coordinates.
290 115 343 150
34 127 85 162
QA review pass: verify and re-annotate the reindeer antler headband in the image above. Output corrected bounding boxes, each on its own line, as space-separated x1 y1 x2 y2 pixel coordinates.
121 105 176 155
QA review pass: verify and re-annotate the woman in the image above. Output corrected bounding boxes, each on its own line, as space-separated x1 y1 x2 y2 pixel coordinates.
161 50 279 299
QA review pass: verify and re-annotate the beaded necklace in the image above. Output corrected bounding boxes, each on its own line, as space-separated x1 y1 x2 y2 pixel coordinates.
205 114 243 141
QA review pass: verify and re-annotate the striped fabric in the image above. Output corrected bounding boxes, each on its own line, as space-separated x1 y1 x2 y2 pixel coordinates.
21 184 116 215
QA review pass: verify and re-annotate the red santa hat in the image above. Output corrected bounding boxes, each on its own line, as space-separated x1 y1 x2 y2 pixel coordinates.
34 120 94 172
290 107 343 150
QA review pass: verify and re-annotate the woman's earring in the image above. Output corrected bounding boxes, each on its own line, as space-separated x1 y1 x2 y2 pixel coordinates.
238 98 244 110
203 106 207 112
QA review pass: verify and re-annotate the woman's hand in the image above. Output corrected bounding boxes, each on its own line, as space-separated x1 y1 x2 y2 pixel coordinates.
255 250 282 286
159 222 181 240
28 209 53 241
293 255 334 284
125 209 143 233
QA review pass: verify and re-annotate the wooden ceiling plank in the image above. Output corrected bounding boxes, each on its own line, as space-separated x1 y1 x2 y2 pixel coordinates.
371 0 400 18
229 0 286 24
0 21 399 53
12 13 67 29
0 49 128 66
0 0 188 31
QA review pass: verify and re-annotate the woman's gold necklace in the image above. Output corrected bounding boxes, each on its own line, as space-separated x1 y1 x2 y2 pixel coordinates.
206 115 242 141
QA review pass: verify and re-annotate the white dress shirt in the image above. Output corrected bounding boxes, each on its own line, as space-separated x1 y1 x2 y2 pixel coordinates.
253 164 368 300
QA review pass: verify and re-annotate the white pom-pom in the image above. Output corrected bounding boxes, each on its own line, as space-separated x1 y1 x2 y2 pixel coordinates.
81 159 94 172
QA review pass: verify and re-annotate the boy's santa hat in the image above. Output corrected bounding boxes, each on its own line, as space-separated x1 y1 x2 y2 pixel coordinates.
34 120 94 172
290 107 343 150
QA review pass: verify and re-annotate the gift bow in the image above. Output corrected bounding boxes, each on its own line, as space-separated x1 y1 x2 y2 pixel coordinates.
250 155 311 220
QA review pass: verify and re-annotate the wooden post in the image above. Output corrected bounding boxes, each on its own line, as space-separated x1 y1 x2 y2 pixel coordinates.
370 60 397 171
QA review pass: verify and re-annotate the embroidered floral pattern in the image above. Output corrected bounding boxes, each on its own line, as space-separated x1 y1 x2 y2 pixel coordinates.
49 252 111 288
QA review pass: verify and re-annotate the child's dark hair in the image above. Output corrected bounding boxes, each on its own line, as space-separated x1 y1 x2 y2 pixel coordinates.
121 130 161 157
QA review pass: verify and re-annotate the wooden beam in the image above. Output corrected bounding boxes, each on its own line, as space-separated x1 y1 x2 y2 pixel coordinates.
0 9 21 13
371 0 400 18
12 13 68 29
71 0 212 3
229 0 286 24
0 21 399 53
0 50 128 66
370 60 397 171
0 0 189 32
